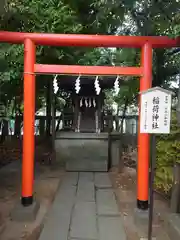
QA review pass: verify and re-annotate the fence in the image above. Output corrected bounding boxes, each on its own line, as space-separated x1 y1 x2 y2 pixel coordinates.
103 115 138 134
0 116 62 137
0 114 138 137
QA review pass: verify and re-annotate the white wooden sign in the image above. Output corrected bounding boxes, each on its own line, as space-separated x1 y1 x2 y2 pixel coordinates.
140 87 173 134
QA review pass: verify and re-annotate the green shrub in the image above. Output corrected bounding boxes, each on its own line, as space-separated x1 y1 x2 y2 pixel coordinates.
155 111 180 194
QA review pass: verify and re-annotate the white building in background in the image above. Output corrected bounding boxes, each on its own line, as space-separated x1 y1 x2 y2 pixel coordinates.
111 102 138 134
35 107 62 134
35 107 61 117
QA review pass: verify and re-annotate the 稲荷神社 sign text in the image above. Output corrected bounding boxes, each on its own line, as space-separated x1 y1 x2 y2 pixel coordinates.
140 87 173 134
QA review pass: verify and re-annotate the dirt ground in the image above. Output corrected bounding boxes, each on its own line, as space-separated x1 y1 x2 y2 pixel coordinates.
110 167 171 240
0 137 64 239
0 161 64 240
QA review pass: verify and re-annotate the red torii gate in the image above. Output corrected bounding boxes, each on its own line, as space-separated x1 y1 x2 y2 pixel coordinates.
0 31 179 210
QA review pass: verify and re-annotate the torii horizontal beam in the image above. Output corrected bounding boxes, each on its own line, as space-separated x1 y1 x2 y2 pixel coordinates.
35 64 143 76
0 31 179 48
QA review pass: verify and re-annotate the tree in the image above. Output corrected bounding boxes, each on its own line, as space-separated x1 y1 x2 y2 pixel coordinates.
64 0 130 34
0 0 83 114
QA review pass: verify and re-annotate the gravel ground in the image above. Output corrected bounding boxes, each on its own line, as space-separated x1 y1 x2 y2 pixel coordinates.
109 167 171 240
0 161 64 240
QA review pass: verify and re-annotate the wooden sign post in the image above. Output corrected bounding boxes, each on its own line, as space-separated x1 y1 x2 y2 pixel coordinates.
140 87 173 240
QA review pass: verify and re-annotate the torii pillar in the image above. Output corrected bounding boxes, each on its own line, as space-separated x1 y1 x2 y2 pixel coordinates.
137 43 152 210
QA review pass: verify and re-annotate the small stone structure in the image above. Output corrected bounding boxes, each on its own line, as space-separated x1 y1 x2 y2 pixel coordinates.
55 132 109 171
55 132 137 172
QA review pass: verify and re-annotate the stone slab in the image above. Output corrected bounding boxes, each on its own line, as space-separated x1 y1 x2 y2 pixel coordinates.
77 182 95 202
95 173 112 189
96 189 119 216
39 187 76 240
79 172 94 183
134 208 149 225
66 159 108 172
60 172 79 188
98 216 127 240
55 136 108 172
70 202 98 240
39 203 74 240
140 238 156 240
39 175 77 240
111 141 120 167
11 201 40 222
167 213 180 240
52 186 77 206
76 172 95 202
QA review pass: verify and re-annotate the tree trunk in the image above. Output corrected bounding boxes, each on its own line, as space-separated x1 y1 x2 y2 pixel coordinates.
0 119 8 143
56 115 62 132
0 0 6 14
118 98 129 172
52 94 56 148
119 98 129 134
14 115 21 137
115 106 120 131
46 80 52 136
177 75 180 125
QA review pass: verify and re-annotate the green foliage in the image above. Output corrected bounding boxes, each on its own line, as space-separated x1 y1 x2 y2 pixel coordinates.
104 89 115 113
0 98 15 121
155 111 180 193
66 0 129 34
112 48 140 67
173 24 180 37
0 0 84 111
105 48 140 113
168 10 180 38
103 78 139 117
114 79 138 106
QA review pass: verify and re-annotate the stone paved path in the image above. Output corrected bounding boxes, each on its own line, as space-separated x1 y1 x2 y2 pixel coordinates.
39 172 127 240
